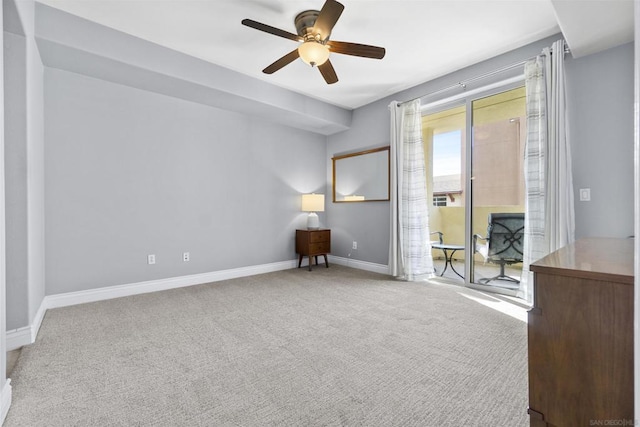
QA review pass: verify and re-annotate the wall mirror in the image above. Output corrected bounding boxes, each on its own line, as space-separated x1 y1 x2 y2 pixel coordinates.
332 146 390 202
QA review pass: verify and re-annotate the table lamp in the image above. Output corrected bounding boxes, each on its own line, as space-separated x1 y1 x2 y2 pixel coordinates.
301 193 324 230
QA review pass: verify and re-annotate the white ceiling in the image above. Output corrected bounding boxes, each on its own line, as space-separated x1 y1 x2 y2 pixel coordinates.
36 0 634 110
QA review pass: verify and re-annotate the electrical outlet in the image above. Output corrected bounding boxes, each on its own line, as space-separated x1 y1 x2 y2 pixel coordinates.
147 254 156 265
579 188 591 201
183 252 190 262
352 241 358 250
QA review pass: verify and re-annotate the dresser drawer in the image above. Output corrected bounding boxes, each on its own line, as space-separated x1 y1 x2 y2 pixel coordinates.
309 242 330 254
309 230 330 243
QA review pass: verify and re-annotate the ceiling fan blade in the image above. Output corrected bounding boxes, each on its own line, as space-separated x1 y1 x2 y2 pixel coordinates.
327 41 386 59
242 19 301 42
262 49 300 74
318 60 338 84
313 0 344 40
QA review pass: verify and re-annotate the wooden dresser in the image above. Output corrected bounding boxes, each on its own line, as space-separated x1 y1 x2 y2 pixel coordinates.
296 229 331 271
528 238 634 426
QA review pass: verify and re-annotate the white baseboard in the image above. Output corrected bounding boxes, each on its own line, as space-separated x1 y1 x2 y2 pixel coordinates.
7 298 48 351
6 327 31 352
0 379 11 424
328 255 389 275
45 260 298 310
6 257 388 351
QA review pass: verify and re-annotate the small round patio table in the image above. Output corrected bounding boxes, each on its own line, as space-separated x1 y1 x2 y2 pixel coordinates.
431 243 464 279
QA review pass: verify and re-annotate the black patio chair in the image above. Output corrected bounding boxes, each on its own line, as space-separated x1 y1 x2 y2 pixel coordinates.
473 213 524 284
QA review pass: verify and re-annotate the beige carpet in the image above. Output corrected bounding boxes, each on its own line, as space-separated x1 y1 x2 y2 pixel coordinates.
5 265 528 426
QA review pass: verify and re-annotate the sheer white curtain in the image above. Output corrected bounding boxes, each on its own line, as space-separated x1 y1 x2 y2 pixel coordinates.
388 99 435 281
520 39 575 302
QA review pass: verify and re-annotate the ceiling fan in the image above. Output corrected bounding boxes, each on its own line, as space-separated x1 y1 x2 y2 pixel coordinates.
241 0 385 85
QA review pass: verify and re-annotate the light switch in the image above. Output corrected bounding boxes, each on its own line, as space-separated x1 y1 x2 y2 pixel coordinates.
579 188 591 202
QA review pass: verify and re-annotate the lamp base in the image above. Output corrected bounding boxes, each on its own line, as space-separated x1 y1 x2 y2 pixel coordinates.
306 212 319 230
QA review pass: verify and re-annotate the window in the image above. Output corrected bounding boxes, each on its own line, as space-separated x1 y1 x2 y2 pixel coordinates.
433 195 447 206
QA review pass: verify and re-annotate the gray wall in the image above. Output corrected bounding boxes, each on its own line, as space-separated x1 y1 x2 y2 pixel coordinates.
3 0 45 331
3 30 28 328
566 42 634 239
26 6 45 329
326 35 635 265
44 68 326 295
0 0 7 389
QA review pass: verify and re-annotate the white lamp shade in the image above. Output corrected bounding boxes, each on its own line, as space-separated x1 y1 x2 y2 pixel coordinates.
301 194 325 212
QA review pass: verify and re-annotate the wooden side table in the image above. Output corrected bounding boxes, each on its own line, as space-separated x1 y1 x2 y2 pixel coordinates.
296 229 330 271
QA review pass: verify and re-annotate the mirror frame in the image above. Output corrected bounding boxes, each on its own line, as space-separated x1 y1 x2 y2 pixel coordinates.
332 146 390 203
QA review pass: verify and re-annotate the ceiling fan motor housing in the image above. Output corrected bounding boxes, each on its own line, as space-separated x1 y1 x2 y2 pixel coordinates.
295 10 322 40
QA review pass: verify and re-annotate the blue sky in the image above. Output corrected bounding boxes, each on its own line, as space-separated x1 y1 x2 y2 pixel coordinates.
433 130 461 177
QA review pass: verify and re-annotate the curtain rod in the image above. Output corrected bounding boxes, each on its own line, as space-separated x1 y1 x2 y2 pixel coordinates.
398 43 570 107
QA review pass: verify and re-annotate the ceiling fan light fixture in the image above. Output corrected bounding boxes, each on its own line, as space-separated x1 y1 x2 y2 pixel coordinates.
242 0 384 84
298 41 330 67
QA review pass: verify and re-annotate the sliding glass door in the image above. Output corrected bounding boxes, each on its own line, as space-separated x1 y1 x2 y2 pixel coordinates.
423 84 526 296
470 87 526 292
